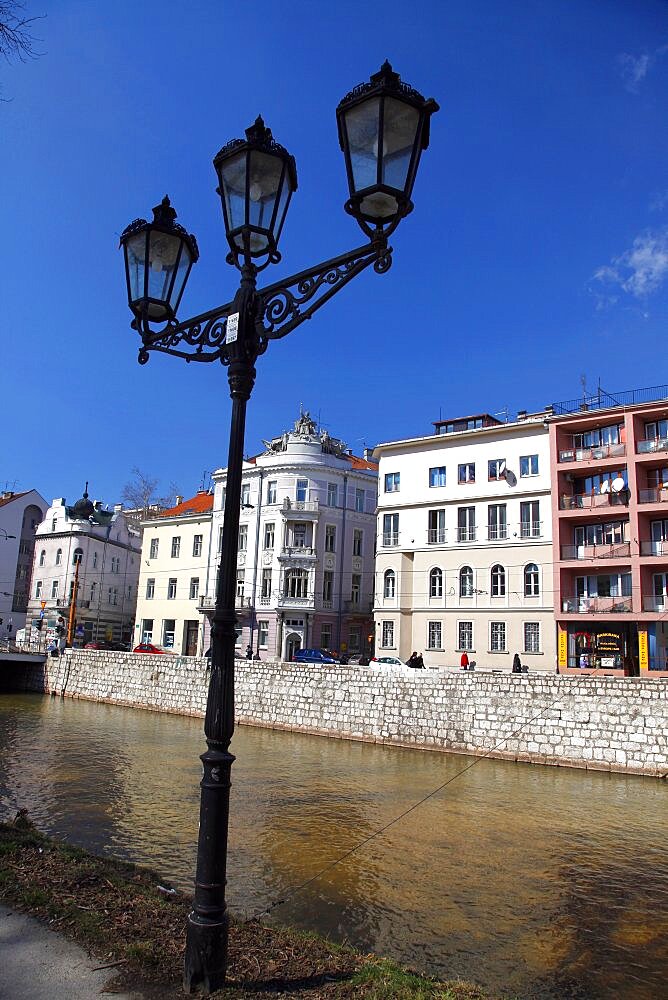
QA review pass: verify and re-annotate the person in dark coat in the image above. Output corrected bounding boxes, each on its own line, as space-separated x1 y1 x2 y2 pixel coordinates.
415 652 424 669
407 651 419 668
512 653 522 673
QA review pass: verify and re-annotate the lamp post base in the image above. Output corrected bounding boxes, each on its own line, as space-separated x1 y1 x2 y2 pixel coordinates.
183 910 229 995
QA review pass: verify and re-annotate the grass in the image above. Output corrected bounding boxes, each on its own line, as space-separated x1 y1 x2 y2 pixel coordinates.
0 811 496 999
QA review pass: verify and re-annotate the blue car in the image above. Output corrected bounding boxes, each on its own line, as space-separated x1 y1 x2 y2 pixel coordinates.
292 648 340 664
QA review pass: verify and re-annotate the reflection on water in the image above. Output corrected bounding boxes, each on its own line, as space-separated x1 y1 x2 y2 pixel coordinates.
0 693 666 999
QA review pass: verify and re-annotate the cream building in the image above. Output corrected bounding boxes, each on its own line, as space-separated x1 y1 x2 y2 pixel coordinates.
373 412 555 670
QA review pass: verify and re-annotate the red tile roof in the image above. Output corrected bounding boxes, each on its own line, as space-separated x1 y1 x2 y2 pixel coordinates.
0 490 29 508
348 455 378 471
160 492 213 517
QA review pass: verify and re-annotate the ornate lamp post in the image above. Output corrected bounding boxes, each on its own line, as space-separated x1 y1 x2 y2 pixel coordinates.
119 63 438 995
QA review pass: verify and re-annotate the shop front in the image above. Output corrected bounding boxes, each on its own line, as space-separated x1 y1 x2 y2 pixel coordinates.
559 623 637 675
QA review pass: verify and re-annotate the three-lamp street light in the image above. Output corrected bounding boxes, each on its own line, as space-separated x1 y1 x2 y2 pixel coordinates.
119 62 438 994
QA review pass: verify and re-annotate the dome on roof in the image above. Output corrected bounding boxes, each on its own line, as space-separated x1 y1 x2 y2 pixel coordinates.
71 484 95 520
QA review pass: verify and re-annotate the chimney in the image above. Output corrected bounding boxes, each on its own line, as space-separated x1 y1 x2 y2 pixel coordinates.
517 410 527 421
364 447 375 461
175 495 183 505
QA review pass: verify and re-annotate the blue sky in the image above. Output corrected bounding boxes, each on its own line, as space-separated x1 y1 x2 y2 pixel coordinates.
1 0 667 507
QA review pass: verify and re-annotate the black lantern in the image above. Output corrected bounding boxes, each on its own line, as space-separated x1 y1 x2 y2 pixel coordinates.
337 61 439 235
213 116 298 262
120 196 199 323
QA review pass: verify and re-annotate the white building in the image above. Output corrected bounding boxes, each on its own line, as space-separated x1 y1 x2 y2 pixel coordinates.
373 412 555 670
0 489 48 636
200 411 378 661
26 488 141 646
134 490 213 655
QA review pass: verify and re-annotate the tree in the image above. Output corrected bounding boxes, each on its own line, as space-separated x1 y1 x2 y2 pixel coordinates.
121 467 180 518
0 2 42 64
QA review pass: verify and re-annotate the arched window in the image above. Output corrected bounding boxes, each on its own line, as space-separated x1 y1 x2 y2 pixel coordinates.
429 567 443 598
284 569 308 599
73 548 83 565
55 548 62 565
524 563 540 597
39 550 46 567
459 566 473 597
491 564 506 597
383 569 396 599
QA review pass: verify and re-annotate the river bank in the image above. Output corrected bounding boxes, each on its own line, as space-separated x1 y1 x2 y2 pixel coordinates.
0 814 490 1000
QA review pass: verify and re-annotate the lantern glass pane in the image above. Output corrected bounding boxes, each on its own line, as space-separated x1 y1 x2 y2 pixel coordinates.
220 151 247 232
381 97 420 192
273 166 292 242
125 232 147 302
169 243 192 310
247 150 283 230
345 97 380 193
146 230 181 305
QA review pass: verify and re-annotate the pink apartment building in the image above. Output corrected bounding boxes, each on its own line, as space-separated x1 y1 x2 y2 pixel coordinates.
549 386 668 676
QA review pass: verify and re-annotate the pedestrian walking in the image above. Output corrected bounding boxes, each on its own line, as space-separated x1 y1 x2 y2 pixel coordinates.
460 651 469 671
407 651 419 668
512 653 522 673
245 644 253 660
415 652 424 669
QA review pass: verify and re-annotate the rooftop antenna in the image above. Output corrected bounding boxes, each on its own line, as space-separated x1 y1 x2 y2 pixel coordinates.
494 407 509 423
199 470 210 492
580 373 587 402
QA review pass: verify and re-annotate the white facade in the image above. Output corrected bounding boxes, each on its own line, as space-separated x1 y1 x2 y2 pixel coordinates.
0 489 48 635
134 493 213 654
374 414 556 670
26 491 141 646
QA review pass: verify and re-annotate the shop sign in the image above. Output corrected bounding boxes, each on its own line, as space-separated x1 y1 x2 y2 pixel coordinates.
638 630 648 671
558 628 568 668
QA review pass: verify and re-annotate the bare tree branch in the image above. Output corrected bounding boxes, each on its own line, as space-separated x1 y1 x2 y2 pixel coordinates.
0 2 44 63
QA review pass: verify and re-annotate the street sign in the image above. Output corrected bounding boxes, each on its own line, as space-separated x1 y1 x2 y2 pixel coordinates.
40 601 46 609
39 610 45 619
225 312 239 343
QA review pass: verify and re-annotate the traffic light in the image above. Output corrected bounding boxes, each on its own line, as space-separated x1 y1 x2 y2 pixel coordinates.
35 619 43 631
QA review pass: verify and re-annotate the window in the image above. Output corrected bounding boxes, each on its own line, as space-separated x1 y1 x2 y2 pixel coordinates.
458 621 473 651
52 518 57 532
296 479 308 502
285 569 308 598
189 577 199 600
349 626 361 651
322 571 333 603
39 550 45 566
90 582 97 603
162 620 175 648
267 481 277 504
258 620 269 647
241 484 250 507
142 619 153 642
108 587 117 605
428 509 446 544
236 570 245 599
429 466 446 488
524 622 540 653
520 501 540 538
490 621 506 651
428 621 442 649
491 564 506 597
327 483 338 507
35 580 42 599
150 538 159 559
51 580 59 599
193 534 203 557
325 525 336 552
488 504 507 540
167 578 177 599
261 568 272 599
353 529 363 557
351 574 361 605
320 623 332 649
171 536 181 558
381 620 394 648
238 525 248 550
93 551 98 569
264 523 275 549
146 578 155 599
645 418 668 440
55 548 62 565
520 454 539 477
355 488 365 512
524 563 540 597
383 569 396 599
217 526 223 553
292 522 307 548
384 472 400 492
459 566 474 597
383 512 399 546
430 567 443 598
457 507 475 542
488 459 506 481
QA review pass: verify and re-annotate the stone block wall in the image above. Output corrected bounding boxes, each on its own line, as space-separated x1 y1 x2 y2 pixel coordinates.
21 651 668 776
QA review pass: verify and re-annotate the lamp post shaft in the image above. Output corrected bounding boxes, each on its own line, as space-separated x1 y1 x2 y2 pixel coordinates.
184 269 258 994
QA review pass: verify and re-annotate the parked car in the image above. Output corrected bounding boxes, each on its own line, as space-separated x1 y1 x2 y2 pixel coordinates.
85 640 128 651
370 655 406 668
292 648 340 665
346 654 371 666
133 642 176 655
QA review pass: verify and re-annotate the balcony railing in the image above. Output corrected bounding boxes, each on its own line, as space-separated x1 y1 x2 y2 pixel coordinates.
559 443 625 463
199 595 252 610
520 521 542 538
637 437 668 455
487 527 508 541
281 500 319 514
427 528 447 544
277 594 314 608
559 491 629 510
382 533 400 547
561 596 633 614
279 545 317 558
643 595 667 612
638 488 668 504
640 540 668 556
457 527 476 542
560 543 630 560
343 598 373 613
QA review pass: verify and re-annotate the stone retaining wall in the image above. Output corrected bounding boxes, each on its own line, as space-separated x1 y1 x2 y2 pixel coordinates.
18 651 668 776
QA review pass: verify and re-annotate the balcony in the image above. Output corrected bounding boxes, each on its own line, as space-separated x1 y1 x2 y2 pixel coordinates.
560 543 630 560
382 533 400 547
640 540 668 556
487 527 508 541
199 595 252 611
559 443 626 463
638 488 668 504
278 545 317 561
559 492 629 511
281 500 319 519
561 596 633 614
637 437 668 455
427 529 447 545
643 595 667 612
457 528 476 542
343 598 373 614
519 521 542 539
277 594 314 609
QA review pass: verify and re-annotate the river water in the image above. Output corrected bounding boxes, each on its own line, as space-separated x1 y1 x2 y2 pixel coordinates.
0 694 665 999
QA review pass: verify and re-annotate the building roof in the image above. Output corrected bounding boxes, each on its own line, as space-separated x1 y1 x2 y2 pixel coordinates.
348 454 378 471
160 491 213 518
0 490 30 508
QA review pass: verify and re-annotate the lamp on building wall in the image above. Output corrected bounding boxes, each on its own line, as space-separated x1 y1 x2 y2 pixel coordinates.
119 64 438 994
0 529 16 540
